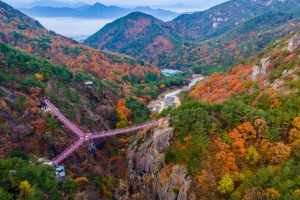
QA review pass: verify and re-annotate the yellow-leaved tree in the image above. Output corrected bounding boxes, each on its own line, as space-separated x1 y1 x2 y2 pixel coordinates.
218 174 234 194
288 117 300 151
246 146 260 164
35 73 44 81
18 180 34 199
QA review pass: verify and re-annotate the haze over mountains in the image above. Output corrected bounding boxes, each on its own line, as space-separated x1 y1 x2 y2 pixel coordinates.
6 0 228 41
8 0 221 13
19 2 180 20
16 0 89 8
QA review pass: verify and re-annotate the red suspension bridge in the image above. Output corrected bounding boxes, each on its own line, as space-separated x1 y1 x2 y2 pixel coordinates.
42 99 165 164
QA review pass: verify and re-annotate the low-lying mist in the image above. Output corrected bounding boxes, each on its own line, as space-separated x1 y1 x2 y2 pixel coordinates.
35 17 116 42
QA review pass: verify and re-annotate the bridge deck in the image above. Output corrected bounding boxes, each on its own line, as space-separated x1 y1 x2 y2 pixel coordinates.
42 99 164 164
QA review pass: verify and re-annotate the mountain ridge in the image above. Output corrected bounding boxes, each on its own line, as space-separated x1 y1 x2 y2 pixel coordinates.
19 2 180 21
84 0 300 74
18 0 89 9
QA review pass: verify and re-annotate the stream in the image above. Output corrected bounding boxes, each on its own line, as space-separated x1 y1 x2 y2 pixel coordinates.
148 74 204 113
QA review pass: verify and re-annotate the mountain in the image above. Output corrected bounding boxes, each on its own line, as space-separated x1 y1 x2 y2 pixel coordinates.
19 2 180 21
2 15 300 200
0 3 190 198
18 6 79 17
0 1 190 116
19 0 89 8
76 2 128 18
173 10 300 75
84 0 300 74
83 12 179 55
3 0 300 199
151 1 224 12
171 0 300 42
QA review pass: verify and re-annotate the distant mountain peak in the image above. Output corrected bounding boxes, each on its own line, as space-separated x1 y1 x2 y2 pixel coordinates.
92 2 106 7
21 0 89 8
19 2 179 21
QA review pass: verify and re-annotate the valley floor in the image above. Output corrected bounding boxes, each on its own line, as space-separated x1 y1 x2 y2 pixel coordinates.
148 74 205 112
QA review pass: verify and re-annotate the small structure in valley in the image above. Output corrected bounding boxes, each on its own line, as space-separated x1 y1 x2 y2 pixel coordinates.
148 101 162 113
161 69 183 77
165 96 175 107
84 81 93 86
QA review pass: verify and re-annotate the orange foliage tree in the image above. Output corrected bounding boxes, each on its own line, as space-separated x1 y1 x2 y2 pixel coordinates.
228 122 257 156
260 140 291 165
214 138 239 174
75 177 89 191
116 99 132 128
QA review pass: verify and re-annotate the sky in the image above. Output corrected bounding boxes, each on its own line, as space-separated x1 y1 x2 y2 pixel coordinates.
4 0 227 7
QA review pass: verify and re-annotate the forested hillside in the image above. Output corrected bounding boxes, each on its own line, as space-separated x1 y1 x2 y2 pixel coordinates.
0 1 192 106
2 0 300 199
0 2 190 199
157 30 300 199
170 0 300 42
0 2 157 81
0 157 79 199
84 0 300 74
0 41 132 199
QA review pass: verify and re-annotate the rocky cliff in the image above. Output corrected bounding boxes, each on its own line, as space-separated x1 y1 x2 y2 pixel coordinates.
251 56 271 81
288 32 300 52
114 120 192 200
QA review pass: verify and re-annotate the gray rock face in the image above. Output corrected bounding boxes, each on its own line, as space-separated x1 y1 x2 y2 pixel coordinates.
129 122 174 176
271 79 285 89
158 165 191 200
288 32 300 52
251 57 271 81
120 120 192 200
270 66 300 89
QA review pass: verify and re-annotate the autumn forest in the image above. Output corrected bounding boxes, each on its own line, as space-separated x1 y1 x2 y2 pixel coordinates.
2 0 300 199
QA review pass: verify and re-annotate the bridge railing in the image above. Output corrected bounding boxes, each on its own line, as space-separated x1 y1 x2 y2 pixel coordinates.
90 119 164 139
51 139 84 164
42 99 166 164
43 100 85 137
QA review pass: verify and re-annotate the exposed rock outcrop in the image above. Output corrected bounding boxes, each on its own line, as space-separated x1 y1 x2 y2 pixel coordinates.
270 66 300 89
251 56 271 81
288 32 300 52
115 120 192 200
157 165 191 200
